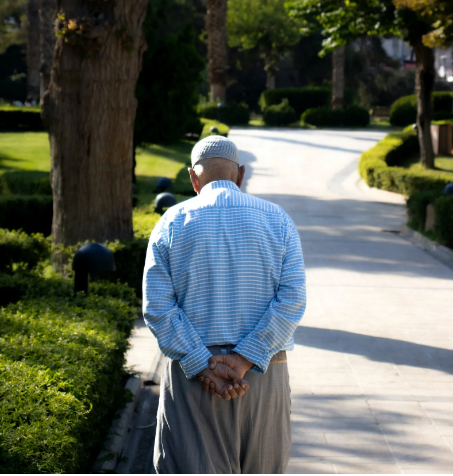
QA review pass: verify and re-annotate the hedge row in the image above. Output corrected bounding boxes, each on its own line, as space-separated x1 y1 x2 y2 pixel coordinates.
259 87 331 116
358 130 453 195
302 106 370 128
197 102 250 125
0 227 149 297
0 274 138 473
0 108 45 131
0 170 52 195
263 99 297 126
389 92 453 126
407 191 453 247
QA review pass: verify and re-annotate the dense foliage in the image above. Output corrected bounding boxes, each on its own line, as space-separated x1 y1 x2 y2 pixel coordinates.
390 92 453 126
302 106 370 128
0 107 44 131
0 275 137 473
134 0 205 146
197 102 250 125
259 87 330 116
359 130 452 195
407 191 453 247
263 98 297 126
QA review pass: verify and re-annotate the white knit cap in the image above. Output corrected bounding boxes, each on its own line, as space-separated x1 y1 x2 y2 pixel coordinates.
191 135 240 167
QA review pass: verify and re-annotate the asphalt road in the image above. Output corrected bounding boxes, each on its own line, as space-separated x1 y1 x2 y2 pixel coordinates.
230 127 453 474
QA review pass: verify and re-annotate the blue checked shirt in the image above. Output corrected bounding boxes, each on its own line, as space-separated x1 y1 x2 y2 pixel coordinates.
143 180 306 379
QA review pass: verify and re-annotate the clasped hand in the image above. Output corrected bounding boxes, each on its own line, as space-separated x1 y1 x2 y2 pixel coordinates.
197 353 253 401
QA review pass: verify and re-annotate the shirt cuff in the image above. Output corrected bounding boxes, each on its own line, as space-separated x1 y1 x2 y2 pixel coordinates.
233 337 272 375
179 345 212 379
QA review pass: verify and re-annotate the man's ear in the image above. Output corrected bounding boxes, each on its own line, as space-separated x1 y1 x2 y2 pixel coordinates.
236 165 246 189
188 168 200 194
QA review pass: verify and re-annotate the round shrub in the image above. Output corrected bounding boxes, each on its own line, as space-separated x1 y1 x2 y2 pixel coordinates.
263 99 297 126
198 102 250 125
259 87 331 116
302 106 370 127
389 92 453 126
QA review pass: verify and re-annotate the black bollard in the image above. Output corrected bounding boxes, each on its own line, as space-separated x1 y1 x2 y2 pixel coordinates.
444 183 453 196
155 192 177 215
156 177 173 193
72 243 115 296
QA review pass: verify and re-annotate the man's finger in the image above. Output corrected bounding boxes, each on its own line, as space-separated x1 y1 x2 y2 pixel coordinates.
227 385 239 399
240 378 249 392
234 383 245 397
209 381 217 396
203 377 211 393
208 355 223 369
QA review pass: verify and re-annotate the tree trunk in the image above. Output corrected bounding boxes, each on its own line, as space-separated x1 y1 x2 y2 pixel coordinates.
206 0 228 102
263 46 278 90
412 38 435 169
332 45 345 109
41 0 149 268
27 0 41 100
39 0 57 97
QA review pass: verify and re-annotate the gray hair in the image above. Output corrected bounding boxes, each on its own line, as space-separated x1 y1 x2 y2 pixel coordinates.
192 157 239 177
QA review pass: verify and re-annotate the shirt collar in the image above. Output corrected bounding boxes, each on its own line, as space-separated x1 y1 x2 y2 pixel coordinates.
200 180 241 195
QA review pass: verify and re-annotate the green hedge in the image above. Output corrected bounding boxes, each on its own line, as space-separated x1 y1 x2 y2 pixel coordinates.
0 108 45 131
259 87 331 116
302 106 370 128
359 130 453 195
407 192 453 248
0 275 137 473
389 92 453 126
0 195 53 235
0 171 52 195
199 118 230 140
197 102 250 125
262 99 297 126
0 229 50 273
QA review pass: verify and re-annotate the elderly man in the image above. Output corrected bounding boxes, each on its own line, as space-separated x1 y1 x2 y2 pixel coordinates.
143 135 306 474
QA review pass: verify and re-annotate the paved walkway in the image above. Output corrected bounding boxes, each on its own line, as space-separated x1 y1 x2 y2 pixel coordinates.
124 128 453 474
230 128 453 474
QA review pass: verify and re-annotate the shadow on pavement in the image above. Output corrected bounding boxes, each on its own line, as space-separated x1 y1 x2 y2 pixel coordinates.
294 326 453 375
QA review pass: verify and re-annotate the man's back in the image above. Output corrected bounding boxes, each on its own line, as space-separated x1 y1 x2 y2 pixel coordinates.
143 179 305 378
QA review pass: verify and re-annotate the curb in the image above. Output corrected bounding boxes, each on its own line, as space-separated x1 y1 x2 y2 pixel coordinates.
400 225 453 270
93 376 142 473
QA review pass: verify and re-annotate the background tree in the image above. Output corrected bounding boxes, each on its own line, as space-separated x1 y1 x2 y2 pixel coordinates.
26 0 40 100
228 0 302 89
0 0 26 53
206 0 228 101
41 0 149 265
39 0 57 96
331 45 345 108
133 0 204 181
287 0 453 169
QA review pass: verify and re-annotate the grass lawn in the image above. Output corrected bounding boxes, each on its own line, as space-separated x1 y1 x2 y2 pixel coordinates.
0 132 51 172
0 131 192 177
400 154 453 177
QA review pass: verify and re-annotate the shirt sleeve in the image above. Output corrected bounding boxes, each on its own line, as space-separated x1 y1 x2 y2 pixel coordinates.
233 215 306 374
142 222 211 379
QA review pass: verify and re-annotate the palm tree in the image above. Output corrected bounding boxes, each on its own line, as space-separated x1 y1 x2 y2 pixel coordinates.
39 0 57 96
332 45 345 109
26 0 40 100
206 0 228 102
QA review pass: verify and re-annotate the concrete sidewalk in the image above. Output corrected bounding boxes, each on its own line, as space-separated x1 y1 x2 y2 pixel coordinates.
230 128 453 474
121 128 453 474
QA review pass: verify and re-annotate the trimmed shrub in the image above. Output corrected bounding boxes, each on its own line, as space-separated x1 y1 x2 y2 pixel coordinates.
0 171 51 195
0 108 44 131
263 99 297 126
406 191 440 231
0 276 137 473
302 106 370 128
199 118 230 140
0 229 50 273
259 87 330 116
434 195 453 248
0 195 53 235
198 102 250 125
389 92 453 126
359 130 453 195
